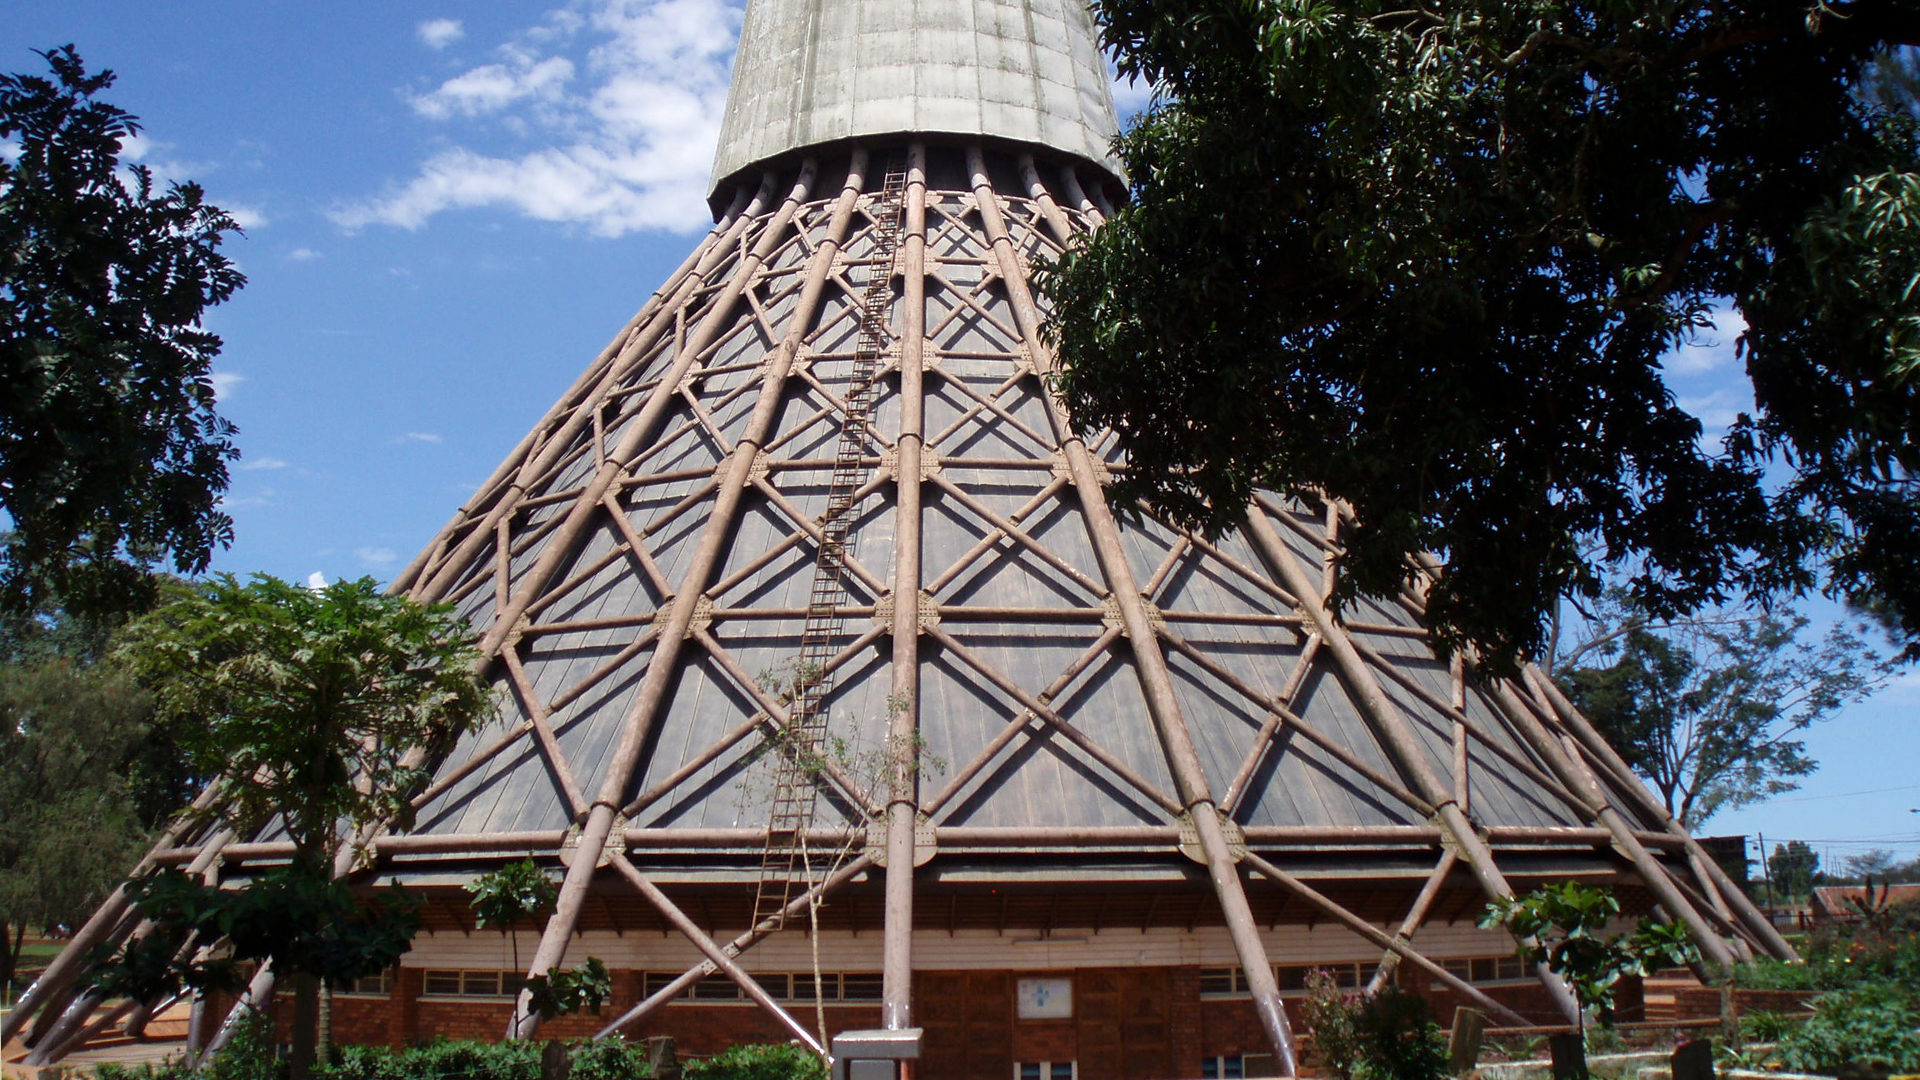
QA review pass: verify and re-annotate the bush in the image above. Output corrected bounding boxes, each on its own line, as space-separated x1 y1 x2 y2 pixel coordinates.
1775 981 1920 1075
318 1040 541 1080
566 1037 655 1080
683 1044 825 1080
1301 972 1449 1080
1733 957 1855 991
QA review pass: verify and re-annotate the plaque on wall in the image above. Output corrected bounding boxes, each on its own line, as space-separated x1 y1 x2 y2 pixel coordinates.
1015 976 1073 1019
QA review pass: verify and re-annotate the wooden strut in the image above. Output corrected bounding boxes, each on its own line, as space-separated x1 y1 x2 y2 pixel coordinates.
881 141 930 1033
594 855 879 1039
1 777 229 1047
1523 669 1795 961
1367 850 1459 994
1240 503 1584 1027
607 852 825 1055
508 150 866 1040
965 143 1300 1077
1239 851 1528 1027
1477 678 1738 969
405 179 772 605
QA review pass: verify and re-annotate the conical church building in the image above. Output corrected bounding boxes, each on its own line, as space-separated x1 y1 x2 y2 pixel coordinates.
9 0 1792 1076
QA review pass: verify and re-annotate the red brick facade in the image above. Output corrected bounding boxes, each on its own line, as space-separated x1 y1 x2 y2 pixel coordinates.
281 964 1576 1077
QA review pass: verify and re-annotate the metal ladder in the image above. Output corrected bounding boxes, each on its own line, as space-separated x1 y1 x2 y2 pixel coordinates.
751 166 908 932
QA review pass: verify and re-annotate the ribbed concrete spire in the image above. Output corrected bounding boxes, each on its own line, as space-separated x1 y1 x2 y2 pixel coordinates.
709 0 1123 196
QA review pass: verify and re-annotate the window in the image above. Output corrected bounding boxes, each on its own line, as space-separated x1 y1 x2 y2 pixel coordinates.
1438 956 1531 985
1201 1056 1246 1079
839 973 883 1001
1016 1063 1074 1080
338 971 391 996
1199 968 1242 996
420 970 520 998
692 978 742 1001
639 971 882 1003
1275 963 1363 991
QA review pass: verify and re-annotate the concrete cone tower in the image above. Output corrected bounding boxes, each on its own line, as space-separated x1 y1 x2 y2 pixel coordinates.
8 2 1793 1077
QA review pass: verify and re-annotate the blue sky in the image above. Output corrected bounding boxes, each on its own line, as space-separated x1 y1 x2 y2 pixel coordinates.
1 1 1913 870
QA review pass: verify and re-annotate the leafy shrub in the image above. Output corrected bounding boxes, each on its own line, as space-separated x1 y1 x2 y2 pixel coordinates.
1739 1008 1806 1043
1300 972 1448 1080
565 1037 655 1080
1733 957 1855 991
209 1012 290 1080
1775 981 1920 1075
683 1044 825 1080
318 1039 540 1080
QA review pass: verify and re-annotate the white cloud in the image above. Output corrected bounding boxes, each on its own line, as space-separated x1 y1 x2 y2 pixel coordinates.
403 431 444 444
210 371 245 401
287 247 322 262
1670 305 1747 376
411 54 575 120
336 0 741 237
225 204 268 230
418 18 466 50
1677 388 1747 438
218 486 277 509
356 546 399 567
239 456 288 471
307 571 329 590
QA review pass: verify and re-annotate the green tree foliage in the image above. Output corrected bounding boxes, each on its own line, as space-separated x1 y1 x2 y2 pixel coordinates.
1841 848 1920 883
1769 839 1821 896
1555 596 1892 827
114 575 491 876
0 47 245 618
1481 884 1698 1039
1043 0 1920 667
98 574 490 1079
464 859 556 933
0 593 191 992
1302 972 1450 1080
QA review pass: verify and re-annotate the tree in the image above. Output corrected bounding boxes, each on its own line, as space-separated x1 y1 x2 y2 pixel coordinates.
1042 0 1920 667
1554 595 1894 827
0 658 153 991
0 589 192 993
99 574 490 1079
1769 839 1821 896
0 46 244 618
1842 849 1920 883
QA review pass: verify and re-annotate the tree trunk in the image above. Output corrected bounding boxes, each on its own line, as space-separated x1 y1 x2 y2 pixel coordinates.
290 972 319 1080
317 981 333 1067
1 921 20 992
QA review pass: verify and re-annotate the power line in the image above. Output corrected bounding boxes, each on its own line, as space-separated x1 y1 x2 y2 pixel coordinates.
1767 783 1920 804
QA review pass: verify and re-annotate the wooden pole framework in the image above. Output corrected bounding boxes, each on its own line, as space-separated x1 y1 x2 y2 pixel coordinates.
9 141 1785 1072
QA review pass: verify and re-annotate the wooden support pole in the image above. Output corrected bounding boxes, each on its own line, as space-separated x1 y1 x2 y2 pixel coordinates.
1525 669 1795 961
1241 851 1529 1027
1368 849 1459 994
967 143 1299 1074
511 151 865 1040
595 855 877 1038
607 853 825 1055
880 141 929 1033
1482 680 1736 970
3 782 230 1046
1240 503 1583 1026
411 177 774 604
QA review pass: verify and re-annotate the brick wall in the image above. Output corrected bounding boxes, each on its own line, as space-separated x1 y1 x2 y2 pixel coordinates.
262 961 1587 1067
1674 986 1815 1022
